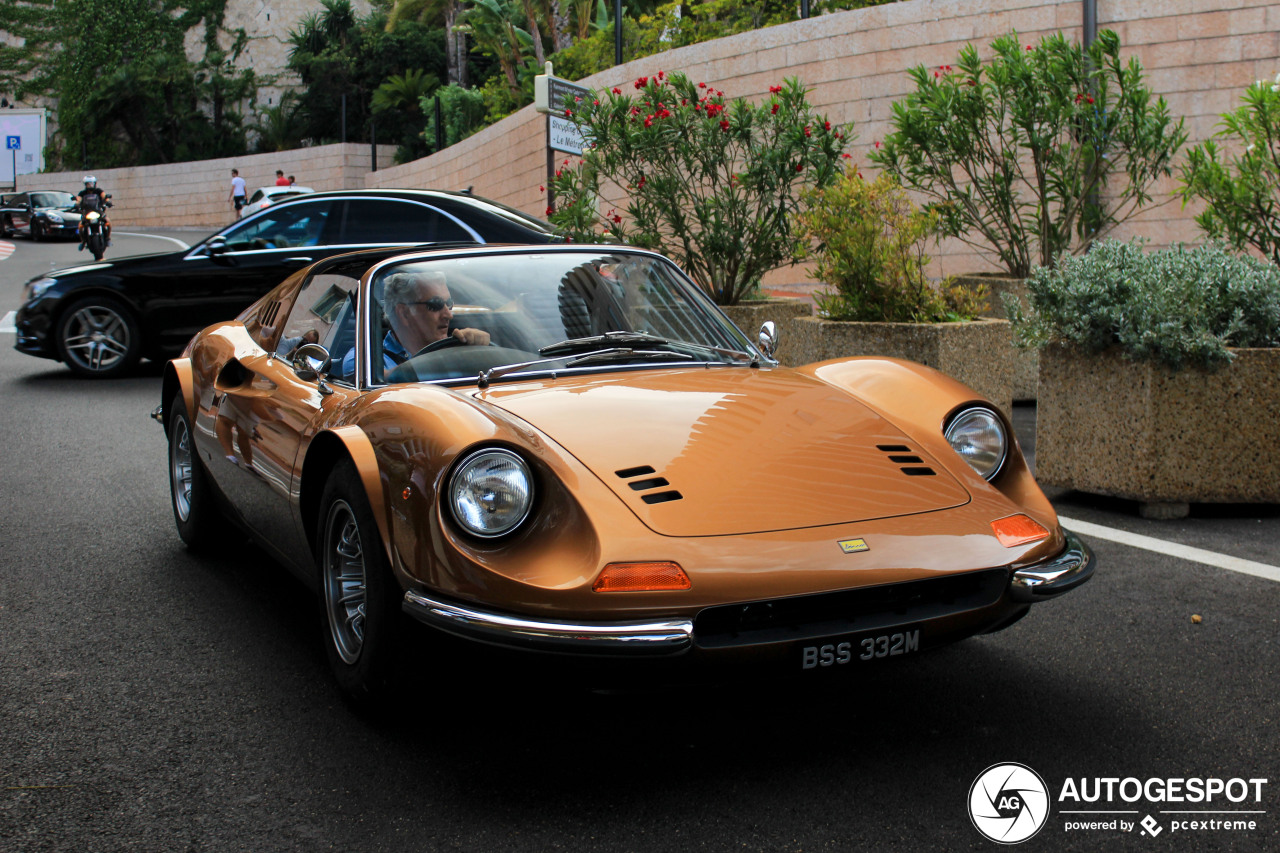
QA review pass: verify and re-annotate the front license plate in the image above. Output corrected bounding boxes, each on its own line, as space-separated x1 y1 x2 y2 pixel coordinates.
799 627 921 670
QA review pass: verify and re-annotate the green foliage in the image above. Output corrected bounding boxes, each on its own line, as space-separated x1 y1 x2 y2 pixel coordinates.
549 72 851 305
422 83 489 148
0 0 58 102
1008 240 1280 371
870 30 1186 278
1179 74 1280 266
250 93 308 153
47 0 258 168
796 168 982 322
288 0 447 148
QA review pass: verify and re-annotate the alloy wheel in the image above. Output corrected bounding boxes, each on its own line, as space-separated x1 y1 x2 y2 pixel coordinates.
61 304 133 373
322 500 367 665
170 415 193 522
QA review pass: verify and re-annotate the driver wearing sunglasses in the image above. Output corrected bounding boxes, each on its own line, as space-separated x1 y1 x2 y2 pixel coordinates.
341 270 490 378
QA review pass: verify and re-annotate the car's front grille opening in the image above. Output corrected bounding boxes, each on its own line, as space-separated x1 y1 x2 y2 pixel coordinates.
693 568 1007 648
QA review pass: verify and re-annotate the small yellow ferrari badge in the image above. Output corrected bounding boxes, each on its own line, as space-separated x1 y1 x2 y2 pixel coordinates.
838 538 869 554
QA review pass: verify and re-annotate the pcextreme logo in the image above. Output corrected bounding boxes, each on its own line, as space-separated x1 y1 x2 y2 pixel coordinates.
968 764 1270 843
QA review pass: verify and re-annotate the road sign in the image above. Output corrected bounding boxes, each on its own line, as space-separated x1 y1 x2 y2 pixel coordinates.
548 116 585 156
5 136 19 150
534 65 592 116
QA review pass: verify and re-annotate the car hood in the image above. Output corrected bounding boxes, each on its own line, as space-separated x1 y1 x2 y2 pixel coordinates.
478 368 971 537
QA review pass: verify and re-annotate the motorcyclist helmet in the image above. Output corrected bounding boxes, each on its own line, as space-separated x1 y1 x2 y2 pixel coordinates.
84 176 97 188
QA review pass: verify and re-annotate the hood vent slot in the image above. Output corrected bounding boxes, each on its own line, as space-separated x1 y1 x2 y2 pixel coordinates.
618 465 684 504
876 444 936 477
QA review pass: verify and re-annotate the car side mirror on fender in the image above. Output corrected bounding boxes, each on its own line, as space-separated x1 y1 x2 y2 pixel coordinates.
291 343 332 382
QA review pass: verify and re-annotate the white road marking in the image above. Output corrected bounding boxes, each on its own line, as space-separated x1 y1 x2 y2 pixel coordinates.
0 240 15 260
1 310 15 333
113 231 190 249
1060 515 1280 583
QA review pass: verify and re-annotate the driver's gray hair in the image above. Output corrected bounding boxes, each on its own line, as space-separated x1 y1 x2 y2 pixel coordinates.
384 270 446 312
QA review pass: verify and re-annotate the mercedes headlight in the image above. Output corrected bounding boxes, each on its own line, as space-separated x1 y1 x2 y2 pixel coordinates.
448 448 534 538
944 407 1008 481
24 277 57 300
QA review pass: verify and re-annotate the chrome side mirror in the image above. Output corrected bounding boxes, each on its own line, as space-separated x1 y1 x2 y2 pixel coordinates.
758 321 778 359
292 342 332 381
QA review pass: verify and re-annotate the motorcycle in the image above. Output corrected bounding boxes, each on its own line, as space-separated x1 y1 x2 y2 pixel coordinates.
80 194 112 261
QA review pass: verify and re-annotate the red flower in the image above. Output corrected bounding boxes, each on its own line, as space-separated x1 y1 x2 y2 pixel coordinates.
769 85 782 94
804 126 812 137
720 119 730 131
771 104 779 114
564 108 572 117
1026 45 1032 51
824 121 831 131
644 118 652 127
635 76 649 89
638 175 646 188
934 71 940 78
698 81 707 89
658 70 665 80
546 206 553 215
612 87 621 95
1086 95 1095 104
841 153 852 159
593 99 599 106
795 163 803 172
539 185 545 192
555 170 562 178
874 140 882 149
612 214 622 224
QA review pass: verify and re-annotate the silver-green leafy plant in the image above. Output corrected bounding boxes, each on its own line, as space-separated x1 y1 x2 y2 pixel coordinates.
1007 240 1280 371
1179 73 1280 266
871 30 1186 278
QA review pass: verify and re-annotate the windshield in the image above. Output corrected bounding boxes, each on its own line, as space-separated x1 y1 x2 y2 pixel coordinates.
360 250 757 386
33 192 75 208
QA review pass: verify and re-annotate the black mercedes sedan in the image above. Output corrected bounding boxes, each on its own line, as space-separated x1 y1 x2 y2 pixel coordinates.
13 189 556 377
1 190 83 240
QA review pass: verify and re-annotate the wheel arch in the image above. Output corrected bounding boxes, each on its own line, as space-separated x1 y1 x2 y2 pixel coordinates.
300 426 392 564
159 359 195 438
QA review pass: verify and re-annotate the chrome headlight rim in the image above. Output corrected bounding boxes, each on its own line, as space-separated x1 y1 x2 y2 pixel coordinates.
447 446 535 540
943 405 1008 482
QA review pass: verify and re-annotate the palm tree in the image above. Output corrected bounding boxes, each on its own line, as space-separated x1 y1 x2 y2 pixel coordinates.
456 0 533 101
386 0 468 88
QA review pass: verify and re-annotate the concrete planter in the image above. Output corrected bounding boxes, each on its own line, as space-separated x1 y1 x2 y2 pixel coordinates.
787 315 1013 413
721 298 813 366
1037 346 1280 518
953 272 1037 401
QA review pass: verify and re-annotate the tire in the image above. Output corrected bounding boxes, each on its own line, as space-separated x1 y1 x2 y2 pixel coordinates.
316 458 404 704
54 296 142 378
30 220 42 241
88 233 106 261
167 393 229 551
0 215 11 238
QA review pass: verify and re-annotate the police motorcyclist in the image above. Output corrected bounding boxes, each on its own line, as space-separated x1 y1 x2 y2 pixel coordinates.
76 176 112 251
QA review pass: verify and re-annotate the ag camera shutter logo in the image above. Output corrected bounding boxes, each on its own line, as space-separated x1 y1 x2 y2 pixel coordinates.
969 763 1051 844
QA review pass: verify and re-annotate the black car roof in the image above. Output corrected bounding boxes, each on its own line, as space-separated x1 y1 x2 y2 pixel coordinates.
286 189 555 234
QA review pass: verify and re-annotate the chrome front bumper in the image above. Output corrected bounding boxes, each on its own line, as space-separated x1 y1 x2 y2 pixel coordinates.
403 590 694 656
403 530 1094 655
1009 529 1096 602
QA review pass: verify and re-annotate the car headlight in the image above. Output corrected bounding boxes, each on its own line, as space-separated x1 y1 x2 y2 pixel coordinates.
45 212 63 223
24 277 57 300
448 448 533 538
944 407 1007 481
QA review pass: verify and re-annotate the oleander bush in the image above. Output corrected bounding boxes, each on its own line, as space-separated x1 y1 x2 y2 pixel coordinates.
1179 73 1280 266
1007 240 1280 371
795 168 985 322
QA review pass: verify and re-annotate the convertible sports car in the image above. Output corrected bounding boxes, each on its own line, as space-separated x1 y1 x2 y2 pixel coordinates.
157 244 1094 699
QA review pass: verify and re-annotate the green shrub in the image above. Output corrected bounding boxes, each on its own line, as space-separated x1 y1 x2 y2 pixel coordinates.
1179 74 1280 265
870 30 1185 277
796 168 983 322
548 72 851 305
422 84 489 148
1008 240 1280 370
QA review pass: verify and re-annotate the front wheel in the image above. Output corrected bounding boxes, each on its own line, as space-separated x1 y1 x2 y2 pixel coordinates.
30 220 42 241
55 296 142 378
316 458 404 704
88 232 106 261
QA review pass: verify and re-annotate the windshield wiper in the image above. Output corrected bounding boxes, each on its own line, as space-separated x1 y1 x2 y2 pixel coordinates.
477 347 693 389
538 331 668 357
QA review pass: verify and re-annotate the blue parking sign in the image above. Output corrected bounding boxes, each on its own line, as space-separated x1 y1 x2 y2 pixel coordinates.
5 136 19 150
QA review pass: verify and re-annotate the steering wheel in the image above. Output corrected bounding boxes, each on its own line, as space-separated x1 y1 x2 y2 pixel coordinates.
415 335 467 356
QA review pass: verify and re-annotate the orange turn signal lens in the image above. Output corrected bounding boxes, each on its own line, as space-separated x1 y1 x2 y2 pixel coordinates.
593 561 691 592
991 514 1051 548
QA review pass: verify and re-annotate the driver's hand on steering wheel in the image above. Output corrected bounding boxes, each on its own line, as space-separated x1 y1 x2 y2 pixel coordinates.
452 327 490 346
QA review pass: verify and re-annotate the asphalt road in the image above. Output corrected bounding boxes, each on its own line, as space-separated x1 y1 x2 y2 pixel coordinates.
1 232 1277 852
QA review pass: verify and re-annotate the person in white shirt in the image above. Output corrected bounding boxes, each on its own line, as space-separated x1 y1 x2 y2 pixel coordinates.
228 169 247 218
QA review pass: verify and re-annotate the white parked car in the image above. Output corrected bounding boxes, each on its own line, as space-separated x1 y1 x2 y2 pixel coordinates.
241 185 315 217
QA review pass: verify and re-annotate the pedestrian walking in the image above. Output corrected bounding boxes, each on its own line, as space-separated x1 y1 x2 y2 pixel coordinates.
275 170 289 186
229 168 247 218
